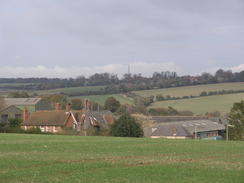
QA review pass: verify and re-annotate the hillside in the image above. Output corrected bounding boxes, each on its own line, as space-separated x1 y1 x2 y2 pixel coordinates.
150 93 244 116
132 82 244 116
0 85 104 96
69 94 133 105
133 82 244 98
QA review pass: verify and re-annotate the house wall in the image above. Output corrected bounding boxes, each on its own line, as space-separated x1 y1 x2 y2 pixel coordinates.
151 136 188 139
65 115 75 127
198 131 219 139
0 106 22 125
21 125 62 133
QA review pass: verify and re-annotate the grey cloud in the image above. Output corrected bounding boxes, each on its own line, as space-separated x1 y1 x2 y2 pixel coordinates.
0 62 181 78
0 0 243 76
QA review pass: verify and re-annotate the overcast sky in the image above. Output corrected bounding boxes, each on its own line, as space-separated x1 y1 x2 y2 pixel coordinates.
0 0 244 78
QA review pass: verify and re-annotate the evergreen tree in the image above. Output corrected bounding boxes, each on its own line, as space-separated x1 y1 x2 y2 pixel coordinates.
111 113 144 137
228 100 244 140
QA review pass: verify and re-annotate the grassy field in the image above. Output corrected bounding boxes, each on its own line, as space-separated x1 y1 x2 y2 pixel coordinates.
0 134 244 183
28 86 105 95
69 94 133 105
133 82 244 98
0 85 105 96
150 93 244 116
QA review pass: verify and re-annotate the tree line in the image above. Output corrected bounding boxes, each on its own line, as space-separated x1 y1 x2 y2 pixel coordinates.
0 69 243 95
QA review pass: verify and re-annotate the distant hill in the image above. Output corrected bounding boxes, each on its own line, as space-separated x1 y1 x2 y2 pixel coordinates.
133 82 244 116
132 82 244 98
150 93 244 116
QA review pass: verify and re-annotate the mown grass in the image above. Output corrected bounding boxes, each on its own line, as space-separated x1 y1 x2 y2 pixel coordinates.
133 82 244 98
69 94 133 105
150 93 244 116
0 134 244 183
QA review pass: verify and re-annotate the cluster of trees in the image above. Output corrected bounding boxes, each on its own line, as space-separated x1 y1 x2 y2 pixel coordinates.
1 69 243 95
148 107 194 116
200 89 244 97
8 91 30 98
152 89 244 102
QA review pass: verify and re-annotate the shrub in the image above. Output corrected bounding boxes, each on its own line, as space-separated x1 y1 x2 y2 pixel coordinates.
26 127 42 134
0 127 24 133
156 94 164 101
86 125 109 136
8 118 22 128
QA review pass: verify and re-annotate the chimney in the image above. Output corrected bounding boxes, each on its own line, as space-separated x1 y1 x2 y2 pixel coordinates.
23 107 28 121
66 103 71 111
84 99 89 110
55 103 61 111
173 126 177 136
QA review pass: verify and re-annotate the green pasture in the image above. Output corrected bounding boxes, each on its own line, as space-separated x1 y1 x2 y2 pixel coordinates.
133 82 244 98
150 93 244 116
0 85 105 96
69 94 133 105
28 86 105 95
0 83 37 87
0 134 244 183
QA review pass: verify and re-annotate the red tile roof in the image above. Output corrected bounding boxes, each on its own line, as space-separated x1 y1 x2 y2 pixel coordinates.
21 110 82 126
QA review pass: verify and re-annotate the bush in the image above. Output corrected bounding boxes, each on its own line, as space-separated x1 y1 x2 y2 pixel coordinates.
156 94 164 101
56 127 78 135
111 113 144 137
26 128 42 134
86 125 109 136
0 127 24 133
205 111 221 117
8 118 22 128
200 91 207 96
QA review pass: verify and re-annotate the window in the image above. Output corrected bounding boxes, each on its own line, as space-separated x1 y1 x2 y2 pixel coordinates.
15 114 21 119
40 126 45 132
47 126 51 132
53 126 58 132
1 115 8 124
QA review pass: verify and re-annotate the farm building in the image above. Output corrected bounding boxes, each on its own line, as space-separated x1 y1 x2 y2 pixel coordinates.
0 105 23 126
21 103 117 135
3 98 51 114
144 116 226 139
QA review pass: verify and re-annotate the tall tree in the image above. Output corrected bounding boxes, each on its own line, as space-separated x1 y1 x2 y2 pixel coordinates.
227 100 244 140
104 97 121 112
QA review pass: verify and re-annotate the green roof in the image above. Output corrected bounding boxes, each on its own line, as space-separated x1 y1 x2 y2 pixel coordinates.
3 98 42 106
